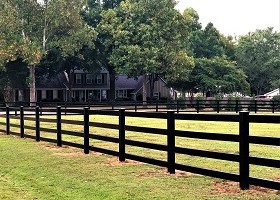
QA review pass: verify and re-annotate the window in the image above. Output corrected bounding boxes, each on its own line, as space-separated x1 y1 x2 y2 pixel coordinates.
116 90 127 98
76 74 81 84
96 74 102 84
86 74 93 84
46 90 53 100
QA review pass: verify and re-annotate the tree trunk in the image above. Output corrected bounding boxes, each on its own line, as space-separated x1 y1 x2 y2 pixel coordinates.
109 68 116 101
149 75 155 101
142 75 148 106
29 65 36 106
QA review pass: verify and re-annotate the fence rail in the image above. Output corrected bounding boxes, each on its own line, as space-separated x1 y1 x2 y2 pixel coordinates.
0 106 279 191
0 99 280 114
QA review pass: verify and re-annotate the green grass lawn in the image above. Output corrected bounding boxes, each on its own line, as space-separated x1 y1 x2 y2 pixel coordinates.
0 113 279 200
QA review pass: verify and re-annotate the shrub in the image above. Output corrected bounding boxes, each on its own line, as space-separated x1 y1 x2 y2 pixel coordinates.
195 96 205 111
272 95 280 111
166 96 176 110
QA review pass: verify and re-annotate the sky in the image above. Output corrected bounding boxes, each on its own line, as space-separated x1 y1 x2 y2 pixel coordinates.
175 0 280 36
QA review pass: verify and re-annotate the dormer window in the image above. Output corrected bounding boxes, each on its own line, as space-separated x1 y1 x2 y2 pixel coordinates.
96 74 102 84
76 74 81 84
86 74 93 84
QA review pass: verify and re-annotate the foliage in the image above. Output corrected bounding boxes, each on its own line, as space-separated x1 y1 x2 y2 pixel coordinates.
272 95 280 111
104 0 194 97
183 57 249 94
0 0 96 102
195 95 205 111
236 28 280 95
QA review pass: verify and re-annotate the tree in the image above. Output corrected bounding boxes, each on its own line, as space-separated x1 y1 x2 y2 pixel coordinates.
103 0 194 101
83 0 123 101
0 0 96 104
236 28 280 95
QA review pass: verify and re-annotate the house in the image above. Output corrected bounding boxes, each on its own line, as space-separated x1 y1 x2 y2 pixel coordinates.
14 70 175 102
256 88 280 99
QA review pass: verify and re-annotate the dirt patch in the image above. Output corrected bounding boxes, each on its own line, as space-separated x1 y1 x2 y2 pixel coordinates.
101 157 142 166
41 143 102 157
137 168 196 178
211 180 279 195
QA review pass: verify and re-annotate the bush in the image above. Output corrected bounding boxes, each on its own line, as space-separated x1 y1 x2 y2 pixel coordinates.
195 96 205 111
176 97 187 110
210 95 222 111
248 97 257 112
166 97 176 110
272 95 280 111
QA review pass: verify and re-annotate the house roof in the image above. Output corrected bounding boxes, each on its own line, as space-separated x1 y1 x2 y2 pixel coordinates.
263 88 280 97
37 73 67 89
115 75 143 90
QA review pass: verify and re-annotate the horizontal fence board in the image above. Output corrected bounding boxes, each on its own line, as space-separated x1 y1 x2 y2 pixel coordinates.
23 116 36 122
89 122 119 129
125 125 167 135
0 128 6 133
40 108 57 113
125 153 167 167
39 118 57 123
249 115 280 123
88 110 119 116
90 134 118 143
61 119 84 126
249 136 280 146
62 130 83 137
175 147 239 162
249 157 280 168
249 177 280 190
175 114 239 122
61 109 83 114
9 115 20 119
175 130 239 142
89 146 119 156
175 163 239 182
24 134 36 140
125 112 167 119
126 139 167 151
62 141 84 149
40 137 57 144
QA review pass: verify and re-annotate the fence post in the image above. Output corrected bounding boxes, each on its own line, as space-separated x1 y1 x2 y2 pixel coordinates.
134 102 137 112
6 106 10 135
254 100 257 113
196 100 200 113
235 100 239 113
156 100 159 112
20 106 24 138
57 106 62 147
239 111 249 190
84 107 89 154
272 100 275 113
119 108 126 162
112 101 114 110
217 100 220 113
176 100 179 113
167 110 175 174
36 106 40 141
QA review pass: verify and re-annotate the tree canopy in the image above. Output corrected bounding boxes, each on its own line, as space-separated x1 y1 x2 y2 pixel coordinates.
236 28 280 95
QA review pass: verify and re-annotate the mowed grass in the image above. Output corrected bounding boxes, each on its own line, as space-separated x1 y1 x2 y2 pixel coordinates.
0 113 279 200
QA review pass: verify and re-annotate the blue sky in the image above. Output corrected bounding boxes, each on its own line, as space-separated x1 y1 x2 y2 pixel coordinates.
175 0 280 36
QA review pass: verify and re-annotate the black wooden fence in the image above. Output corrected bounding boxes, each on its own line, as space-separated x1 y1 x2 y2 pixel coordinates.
1 98 280 113
0 106 279 191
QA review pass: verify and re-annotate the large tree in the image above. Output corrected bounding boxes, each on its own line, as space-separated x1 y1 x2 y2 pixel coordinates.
103 0 194 101
82 0 123 101
236 28 280 95
0 0 96 104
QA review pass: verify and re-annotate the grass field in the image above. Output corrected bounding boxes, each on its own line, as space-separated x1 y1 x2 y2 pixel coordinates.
0 113 279 199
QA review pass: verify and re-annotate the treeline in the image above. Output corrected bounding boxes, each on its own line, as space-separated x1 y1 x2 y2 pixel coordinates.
0 0 279 102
